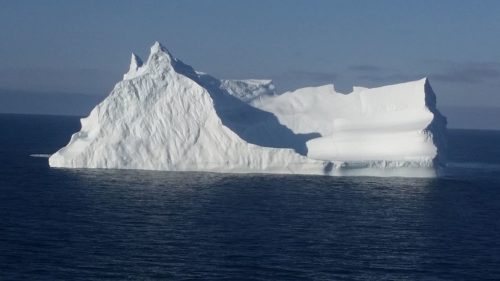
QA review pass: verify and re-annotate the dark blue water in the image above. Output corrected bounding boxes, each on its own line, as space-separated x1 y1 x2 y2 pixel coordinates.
1 114 500 280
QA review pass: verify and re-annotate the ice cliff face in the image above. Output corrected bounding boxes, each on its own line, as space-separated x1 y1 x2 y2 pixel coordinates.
49 42 447 177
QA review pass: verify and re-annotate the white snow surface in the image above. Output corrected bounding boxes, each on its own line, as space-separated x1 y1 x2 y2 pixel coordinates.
251 79 447 165
49 42 447 177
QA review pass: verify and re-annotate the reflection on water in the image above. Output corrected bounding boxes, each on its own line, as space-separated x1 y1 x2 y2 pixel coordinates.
3 164 500 280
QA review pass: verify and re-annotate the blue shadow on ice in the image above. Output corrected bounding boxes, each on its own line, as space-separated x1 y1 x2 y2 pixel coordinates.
171 58 320 155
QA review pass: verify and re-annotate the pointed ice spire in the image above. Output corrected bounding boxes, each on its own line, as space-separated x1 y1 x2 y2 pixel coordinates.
123 53 144 80
150 41 168 54
129 53 143 72
148 41 174 61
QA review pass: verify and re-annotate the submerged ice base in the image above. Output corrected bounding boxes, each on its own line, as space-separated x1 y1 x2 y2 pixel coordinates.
49 42 447 178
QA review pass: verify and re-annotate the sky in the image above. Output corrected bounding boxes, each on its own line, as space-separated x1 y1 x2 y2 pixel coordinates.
0 0 499 128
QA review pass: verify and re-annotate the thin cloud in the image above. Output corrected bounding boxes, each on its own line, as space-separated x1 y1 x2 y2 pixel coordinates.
427 61 500 84
356 73 423 83
348 64 383 72
274 70 339 82
348 64 418 84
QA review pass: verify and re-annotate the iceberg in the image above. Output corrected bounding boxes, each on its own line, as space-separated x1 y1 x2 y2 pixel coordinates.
49 42 447 177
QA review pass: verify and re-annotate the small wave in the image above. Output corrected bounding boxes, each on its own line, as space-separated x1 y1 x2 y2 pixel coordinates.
29 154 51 158
446 162 500 171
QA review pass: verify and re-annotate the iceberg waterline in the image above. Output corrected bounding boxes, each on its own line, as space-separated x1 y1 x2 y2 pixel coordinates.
49 42 447 177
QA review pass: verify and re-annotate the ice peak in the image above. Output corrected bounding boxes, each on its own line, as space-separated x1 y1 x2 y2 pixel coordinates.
145 41 177 73
151 41 168 54
123 42 195 80
129 53 143 71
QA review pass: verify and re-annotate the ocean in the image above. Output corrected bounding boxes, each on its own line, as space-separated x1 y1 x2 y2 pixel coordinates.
1 113 500 280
